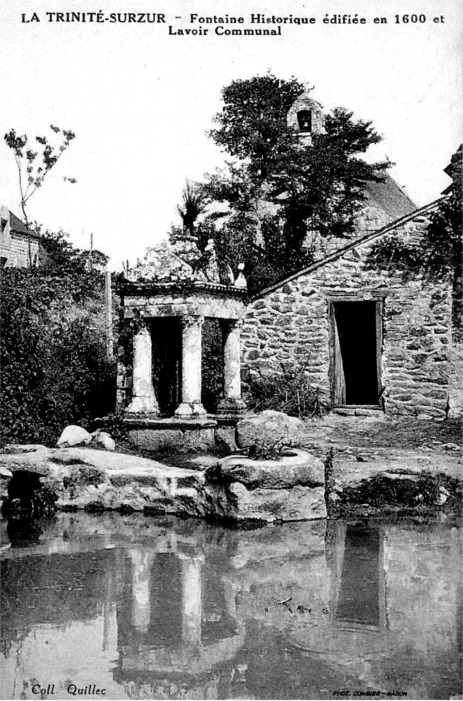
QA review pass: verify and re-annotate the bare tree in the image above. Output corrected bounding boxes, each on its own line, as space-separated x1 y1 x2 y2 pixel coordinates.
4 125 76 264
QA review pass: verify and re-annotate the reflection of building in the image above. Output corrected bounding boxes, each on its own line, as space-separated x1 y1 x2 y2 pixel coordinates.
113 535 245 698
1 514 461 700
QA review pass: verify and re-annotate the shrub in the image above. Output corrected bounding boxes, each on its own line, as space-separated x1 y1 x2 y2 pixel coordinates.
1 268 116 446
244 362 329 418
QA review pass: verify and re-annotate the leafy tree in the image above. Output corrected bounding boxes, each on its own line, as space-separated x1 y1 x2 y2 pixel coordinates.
4 125 76 263
37 225 108 272
196 74 390 291
209 75 303 179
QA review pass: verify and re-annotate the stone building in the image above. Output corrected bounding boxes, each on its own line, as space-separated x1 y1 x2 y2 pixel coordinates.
117 90 460 423
0 206 43 267
241 196 458 419
238 93 461 419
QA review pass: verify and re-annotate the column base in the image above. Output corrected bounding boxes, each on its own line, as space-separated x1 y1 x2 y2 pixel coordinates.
126 396 159 414
175 402 207 418
217 398 247 416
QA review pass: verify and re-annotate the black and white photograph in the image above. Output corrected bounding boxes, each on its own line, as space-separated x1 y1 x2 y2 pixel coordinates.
0 0 462 698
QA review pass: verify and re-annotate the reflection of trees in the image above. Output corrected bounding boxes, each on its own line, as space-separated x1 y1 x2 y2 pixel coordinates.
0 549 115 655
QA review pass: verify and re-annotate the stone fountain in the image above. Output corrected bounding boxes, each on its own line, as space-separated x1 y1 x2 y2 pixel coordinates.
116 235 248 452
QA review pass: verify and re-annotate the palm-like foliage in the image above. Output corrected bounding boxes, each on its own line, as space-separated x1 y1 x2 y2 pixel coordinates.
176 181 209 236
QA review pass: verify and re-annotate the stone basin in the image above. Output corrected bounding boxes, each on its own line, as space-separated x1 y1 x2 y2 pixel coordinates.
206 448 327 523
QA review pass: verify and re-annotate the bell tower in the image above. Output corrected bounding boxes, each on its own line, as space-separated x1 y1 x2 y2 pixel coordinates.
287 87 326 144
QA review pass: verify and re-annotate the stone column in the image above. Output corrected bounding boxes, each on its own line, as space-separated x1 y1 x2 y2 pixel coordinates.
175 316 206 418
217 319 246 415
126 322 159 414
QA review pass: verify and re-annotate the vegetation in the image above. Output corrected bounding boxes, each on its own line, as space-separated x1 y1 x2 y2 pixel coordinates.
4 125 76 264
0 234 115 447
368 156 462 333
2 123 116 447
173 74 390 292
244 362 328 418
339 472 462 513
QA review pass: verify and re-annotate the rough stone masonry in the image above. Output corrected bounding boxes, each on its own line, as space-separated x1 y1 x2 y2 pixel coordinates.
241 205 457 419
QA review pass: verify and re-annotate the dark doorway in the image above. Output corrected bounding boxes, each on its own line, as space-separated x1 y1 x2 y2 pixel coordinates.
331 301 381 405
151 318 181 416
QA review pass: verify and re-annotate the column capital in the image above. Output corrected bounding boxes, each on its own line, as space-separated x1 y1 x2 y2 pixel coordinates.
180 315 204 330
131 318 151 335
222 318 243 330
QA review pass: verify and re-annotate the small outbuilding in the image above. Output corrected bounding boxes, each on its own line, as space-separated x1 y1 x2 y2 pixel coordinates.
241 193 459 419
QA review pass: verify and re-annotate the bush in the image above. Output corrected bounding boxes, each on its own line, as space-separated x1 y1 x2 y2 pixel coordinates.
1 268 116 446
244 362 329 418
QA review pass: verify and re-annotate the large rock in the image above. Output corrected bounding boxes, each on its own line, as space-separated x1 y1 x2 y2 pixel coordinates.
0 444 328 524
206 448 326 523
236 410 304 450
210 449 324 489
208 481 326 523
57 425 91 448
0 445 207 517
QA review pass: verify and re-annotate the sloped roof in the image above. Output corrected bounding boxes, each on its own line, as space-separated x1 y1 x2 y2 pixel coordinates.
363 173 416 220
253 196 445 299
3 208 41 239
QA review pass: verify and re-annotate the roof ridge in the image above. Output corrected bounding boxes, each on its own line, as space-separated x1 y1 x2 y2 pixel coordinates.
252 196 446 299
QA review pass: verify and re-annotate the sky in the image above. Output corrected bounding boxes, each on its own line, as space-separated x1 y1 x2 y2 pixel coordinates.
1 0 461 270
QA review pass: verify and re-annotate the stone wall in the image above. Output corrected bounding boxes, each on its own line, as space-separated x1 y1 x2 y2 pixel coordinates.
448 340 463 418
0 230 41 267
241 213 454 418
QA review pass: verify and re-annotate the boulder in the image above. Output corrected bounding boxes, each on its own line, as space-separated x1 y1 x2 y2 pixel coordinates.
236 410 304 451
207 479 326 523
205 448 326 523
0 445 207 517
57 425 91 448
210 449 324 490
90 431 116 451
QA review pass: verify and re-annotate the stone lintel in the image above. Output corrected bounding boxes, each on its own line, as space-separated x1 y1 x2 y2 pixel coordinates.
123 300 245 320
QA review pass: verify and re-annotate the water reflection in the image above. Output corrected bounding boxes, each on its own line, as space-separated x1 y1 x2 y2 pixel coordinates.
0 513 461 700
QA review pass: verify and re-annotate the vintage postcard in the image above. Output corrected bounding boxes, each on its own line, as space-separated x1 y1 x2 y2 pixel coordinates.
1 0 462 699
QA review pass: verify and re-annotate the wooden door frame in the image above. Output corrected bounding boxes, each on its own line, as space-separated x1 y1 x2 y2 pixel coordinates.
328 297 384 407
